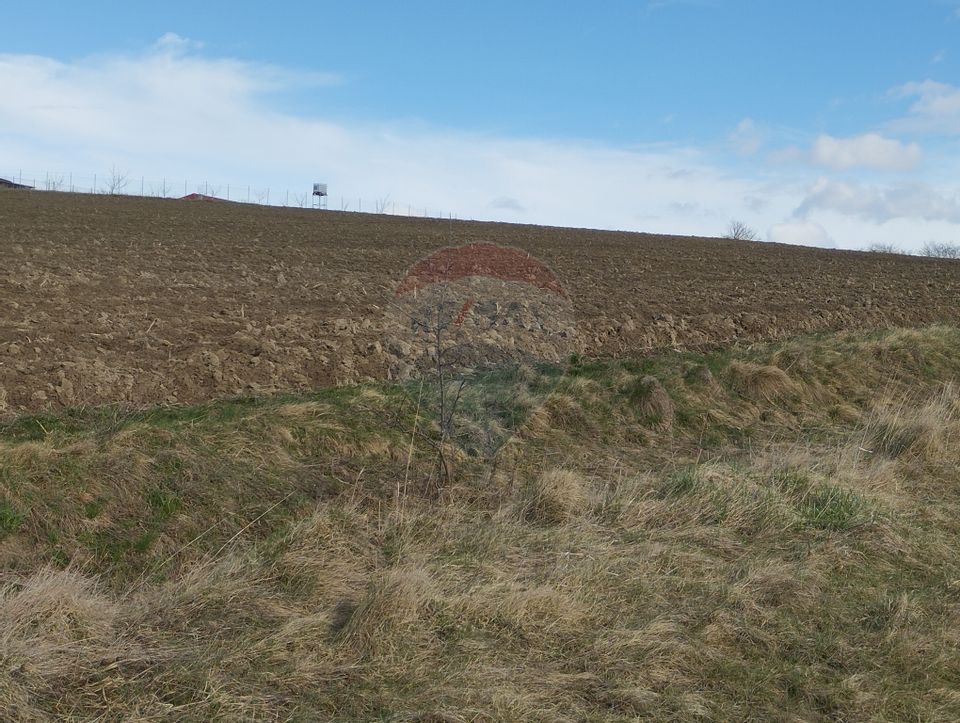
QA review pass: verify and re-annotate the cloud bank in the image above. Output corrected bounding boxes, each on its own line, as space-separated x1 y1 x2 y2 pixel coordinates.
810 133 921 171
796 178 960 224
890 80 960 135
771 133 921 171
0 39 771 235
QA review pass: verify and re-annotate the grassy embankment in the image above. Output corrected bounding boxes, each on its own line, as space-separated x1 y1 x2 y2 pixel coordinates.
1 326 959 720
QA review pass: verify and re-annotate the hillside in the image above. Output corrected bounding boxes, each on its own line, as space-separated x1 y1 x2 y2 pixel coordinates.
3 191 960 416
1 325 959 720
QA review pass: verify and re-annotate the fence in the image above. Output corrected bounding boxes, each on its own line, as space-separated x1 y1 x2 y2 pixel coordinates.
1 168 461 220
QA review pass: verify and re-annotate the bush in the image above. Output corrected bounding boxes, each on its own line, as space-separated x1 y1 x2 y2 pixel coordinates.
725 220 759 242
920 242 960 259
867 242 901 254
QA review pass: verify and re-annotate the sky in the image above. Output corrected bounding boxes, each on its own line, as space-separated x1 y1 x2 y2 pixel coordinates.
2 1 960 250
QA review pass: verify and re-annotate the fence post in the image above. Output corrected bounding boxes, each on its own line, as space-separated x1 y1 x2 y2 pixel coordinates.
93 174 97 193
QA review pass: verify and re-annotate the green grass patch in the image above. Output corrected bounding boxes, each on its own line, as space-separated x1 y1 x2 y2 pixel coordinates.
798 484 868 531
659 466 700 497
83 497 106 519
0 499 26 534
146 487 181 521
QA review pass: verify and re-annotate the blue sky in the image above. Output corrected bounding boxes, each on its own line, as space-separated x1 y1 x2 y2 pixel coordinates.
2 1 960 249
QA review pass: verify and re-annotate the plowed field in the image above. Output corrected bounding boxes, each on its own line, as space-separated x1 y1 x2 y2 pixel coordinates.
2 190 959 415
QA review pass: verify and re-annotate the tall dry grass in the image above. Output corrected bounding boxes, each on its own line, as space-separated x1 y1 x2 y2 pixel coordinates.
0 325 959 719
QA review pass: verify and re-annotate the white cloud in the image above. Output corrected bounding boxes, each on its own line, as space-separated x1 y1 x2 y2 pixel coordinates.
889 80 960 134
795 177 960 223
0 38 776 237
2 37 960 255
770 133 920 171
767 220 835 248
155 32 204 52
729 118 765 156
810 133 920 171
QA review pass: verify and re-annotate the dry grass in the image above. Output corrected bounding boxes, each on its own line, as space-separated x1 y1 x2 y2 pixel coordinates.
520 468 590 523
864 382 960 461
337 566 437 658
727 360 799 401
0 325 959 719
0 567 142 720
627 374 675 427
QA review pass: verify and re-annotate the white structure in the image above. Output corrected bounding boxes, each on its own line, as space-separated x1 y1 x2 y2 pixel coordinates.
313 182 328 210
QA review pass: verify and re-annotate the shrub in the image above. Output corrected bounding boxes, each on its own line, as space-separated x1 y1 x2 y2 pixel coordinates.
920 242 960 259
725 220 760 242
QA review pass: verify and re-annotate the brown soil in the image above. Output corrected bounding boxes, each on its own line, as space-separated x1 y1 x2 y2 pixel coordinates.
2 190 959 416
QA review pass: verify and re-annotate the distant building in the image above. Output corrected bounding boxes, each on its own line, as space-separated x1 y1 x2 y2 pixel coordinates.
0 178 33 190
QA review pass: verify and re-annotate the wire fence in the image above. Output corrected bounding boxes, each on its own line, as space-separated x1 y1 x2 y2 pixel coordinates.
0 168 462 220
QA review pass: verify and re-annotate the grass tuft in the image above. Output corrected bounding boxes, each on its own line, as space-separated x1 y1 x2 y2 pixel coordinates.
798 484 868 531
520 468 590 523
624 375 675 427
337 566 436 658
728 361 799 402
0 500 26 535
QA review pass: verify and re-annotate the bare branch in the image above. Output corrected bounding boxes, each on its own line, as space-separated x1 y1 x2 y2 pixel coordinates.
920 241 960 259
725 220 760 242
103 166 129 195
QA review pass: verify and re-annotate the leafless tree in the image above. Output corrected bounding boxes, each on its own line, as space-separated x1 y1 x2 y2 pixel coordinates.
375 195 391 214
920 242 960 259
103 166 129 195
725 220 760 242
